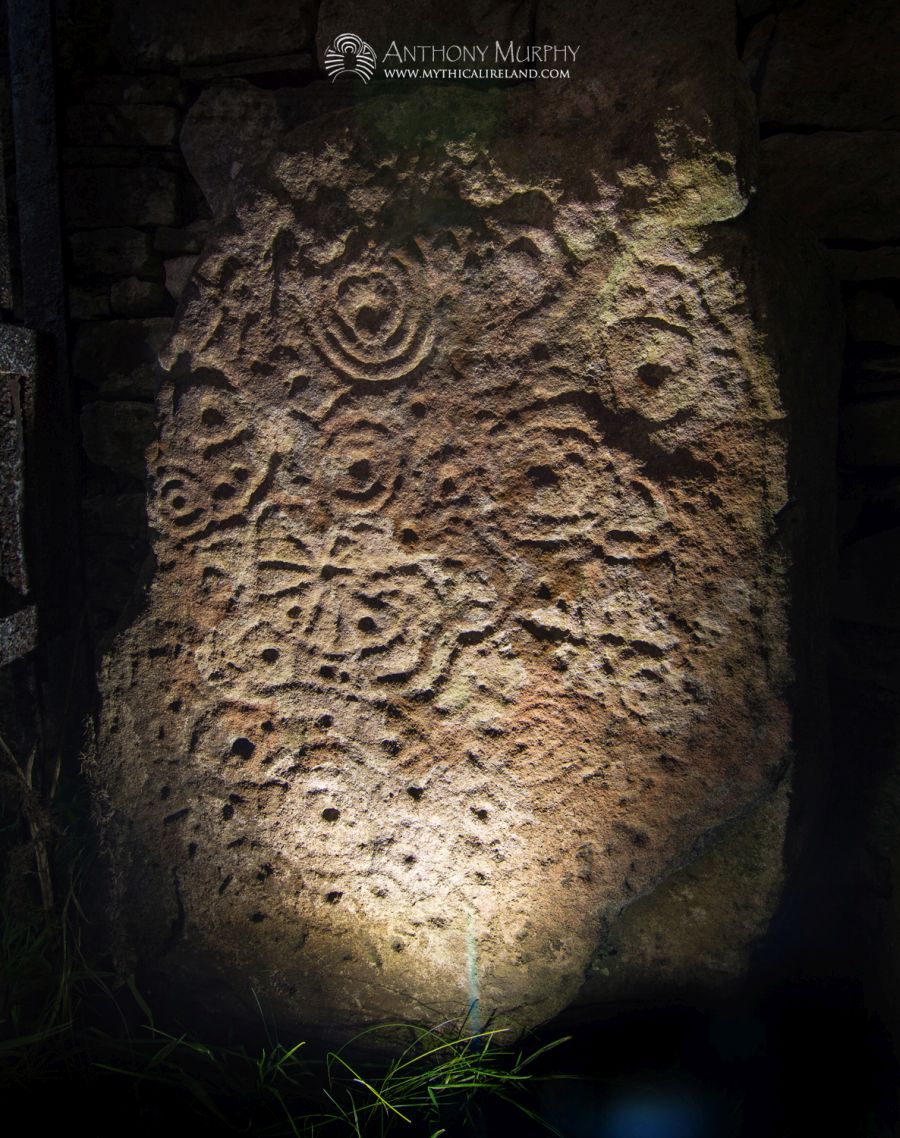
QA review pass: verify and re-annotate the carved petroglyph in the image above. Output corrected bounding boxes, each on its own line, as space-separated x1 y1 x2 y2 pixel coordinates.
296 250 436 384
97 85 805 1035
150 383 270 539
194 515 499 701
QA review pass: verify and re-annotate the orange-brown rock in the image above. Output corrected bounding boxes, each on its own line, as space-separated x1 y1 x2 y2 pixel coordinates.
93 75 836 1036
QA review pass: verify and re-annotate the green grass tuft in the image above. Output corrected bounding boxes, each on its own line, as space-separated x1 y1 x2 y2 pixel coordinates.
0 731 572 1135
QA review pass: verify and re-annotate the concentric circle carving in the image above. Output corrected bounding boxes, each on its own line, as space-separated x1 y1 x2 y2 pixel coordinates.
302 251 435 383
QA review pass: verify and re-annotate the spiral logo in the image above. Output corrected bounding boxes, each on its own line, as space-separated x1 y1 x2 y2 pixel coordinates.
303 251 435 383
323 33 377 83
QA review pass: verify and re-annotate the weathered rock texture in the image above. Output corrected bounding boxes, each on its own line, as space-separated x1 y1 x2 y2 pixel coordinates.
93 9 834 1036
583 781 791 1003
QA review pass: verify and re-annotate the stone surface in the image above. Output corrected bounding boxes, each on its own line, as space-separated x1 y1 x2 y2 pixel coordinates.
164 256 198 301
844 355 900 400
0 127 10 312
154 223 210 258
0 606 37 666
82 532 153 639
186 0 755 228
179 82 400 216
92 66 837 1039
111 0 317 67
110 277 170 318
741 14 775 90
0 325 38 375
316 0 533 71
64 167 180 230
73 318 172 400
81 400 157 480
580 783 790 1002
179 83 291 216
181 52 316 82
759 133 900 244
63 145 160 169
535 0 755 211
839 400 900 467
0 329 37 626
746 0 900 130
0 374 29 596
69 285 111 319
83 492 148 537
66 104 181 148
85 74 186 106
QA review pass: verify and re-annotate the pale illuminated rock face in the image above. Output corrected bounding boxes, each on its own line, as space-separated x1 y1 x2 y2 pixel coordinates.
95 80 822 1034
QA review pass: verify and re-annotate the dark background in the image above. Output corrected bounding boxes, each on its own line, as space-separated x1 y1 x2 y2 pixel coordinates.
1 1 899 1134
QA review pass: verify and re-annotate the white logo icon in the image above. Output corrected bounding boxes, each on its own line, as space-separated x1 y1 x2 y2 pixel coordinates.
324 33 377 83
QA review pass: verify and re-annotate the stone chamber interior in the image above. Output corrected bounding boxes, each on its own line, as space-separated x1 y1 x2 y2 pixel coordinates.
1 1 899 1135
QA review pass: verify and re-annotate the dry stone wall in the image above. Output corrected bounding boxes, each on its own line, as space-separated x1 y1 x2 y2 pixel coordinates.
742 0 900 1040
59 13 320 636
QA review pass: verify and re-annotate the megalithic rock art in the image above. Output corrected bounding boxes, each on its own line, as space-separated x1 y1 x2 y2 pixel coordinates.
94 81 833 1035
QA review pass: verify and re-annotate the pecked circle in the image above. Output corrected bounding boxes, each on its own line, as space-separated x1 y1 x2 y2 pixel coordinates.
301 252 435 383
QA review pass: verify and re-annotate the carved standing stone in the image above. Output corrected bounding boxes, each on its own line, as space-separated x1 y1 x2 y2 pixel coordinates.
94 70 834 1035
